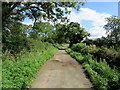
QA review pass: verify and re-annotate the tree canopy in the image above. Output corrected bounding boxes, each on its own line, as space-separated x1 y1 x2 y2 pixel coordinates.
2 2 85 30
104 16 120 44
2 1 86 53
53 22 89 47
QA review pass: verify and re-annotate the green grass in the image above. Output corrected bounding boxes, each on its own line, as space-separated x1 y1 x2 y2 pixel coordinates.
2 42 58 88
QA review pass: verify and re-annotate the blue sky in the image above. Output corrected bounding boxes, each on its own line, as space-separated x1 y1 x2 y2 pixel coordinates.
82 2 118 15
81 2 118 30
67 2 118 39
22 2 119 39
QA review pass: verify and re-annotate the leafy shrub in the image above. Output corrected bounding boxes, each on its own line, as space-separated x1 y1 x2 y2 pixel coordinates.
78 54 92 64
66 47 120 89
83 58 120 89
83 62 108 89
91 59 120 89
53 43 61 49
71 43 86 51
66 48 72 54
88 47 99 56
114 50 120 68
71 43 120 69
71 43 87 53
75 55 84 63
70 51 78 58
71 43 94 55
66 48 84 63
93 46 119 68
2 42 58 88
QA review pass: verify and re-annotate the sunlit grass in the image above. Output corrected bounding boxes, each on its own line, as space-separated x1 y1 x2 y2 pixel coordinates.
2 42 58 88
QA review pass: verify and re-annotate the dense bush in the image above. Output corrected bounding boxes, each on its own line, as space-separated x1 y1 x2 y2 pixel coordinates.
2 42 58 88
94 47 118 65
71 43 93 55
66 48 120 89
53 43 63 49
2 22 32 54
71 43 120 69
71 43 98 55
66 48 72 54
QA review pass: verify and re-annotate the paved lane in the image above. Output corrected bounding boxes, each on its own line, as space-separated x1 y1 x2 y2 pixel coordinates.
30 50 93 88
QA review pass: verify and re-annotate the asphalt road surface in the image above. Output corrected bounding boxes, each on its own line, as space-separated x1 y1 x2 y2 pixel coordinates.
30 50 93 88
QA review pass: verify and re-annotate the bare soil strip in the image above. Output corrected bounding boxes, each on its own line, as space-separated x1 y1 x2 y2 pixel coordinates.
30 50 93 88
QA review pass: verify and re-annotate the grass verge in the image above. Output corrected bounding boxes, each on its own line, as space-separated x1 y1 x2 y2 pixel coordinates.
2 43 58 88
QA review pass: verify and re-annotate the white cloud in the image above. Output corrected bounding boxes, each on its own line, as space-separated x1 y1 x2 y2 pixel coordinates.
68 8 111 26
21 7 111 39
22 19 34 25
68 8 111 39
87 26 108 39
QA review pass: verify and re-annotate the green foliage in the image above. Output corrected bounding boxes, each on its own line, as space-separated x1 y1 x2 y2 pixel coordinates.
70 51 81 58
32 22 54 41
95 46 117 60
2 2 85 54
66 48 72 54
67 22 89 47
71 43 93 55
104 16 120 44
71 43 120 69
75 54 84 63
85 66 109 89
2 22 32 54
87 16 120 47
2 42 58 88
53 22 89 45
66 46 120 89
91 46 120 68
2 2 84 32
66 48 90 64
71 43 86 52
53 43 66 49
86 59 120 89
2 1 89 89
53 24 68 44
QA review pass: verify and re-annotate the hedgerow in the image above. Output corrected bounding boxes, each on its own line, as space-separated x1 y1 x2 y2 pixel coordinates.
2 42 58 88
71 43 120 69
66 46 120 89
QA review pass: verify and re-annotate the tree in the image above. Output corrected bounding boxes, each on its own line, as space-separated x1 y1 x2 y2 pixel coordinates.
104 16 120 44
32 22 54 41
2 2 85 31
66 22 89 47
53 22 89 47
54 23 68 44
2 2 86 53
83 38 94 45
2 22 32 54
